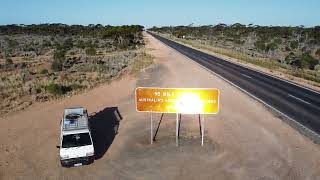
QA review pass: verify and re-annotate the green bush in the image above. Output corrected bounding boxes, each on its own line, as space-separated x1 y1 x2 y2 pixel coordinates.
63 38 73 50
76 40 86 49
6 38 18 49
290 41 299 49
85 40 94 48
40 69 48 74
299 53 319 69
316 49 320 56
315 64 320 71
46 83 72 95
46 83 64 95
42 39 52 47
56 38 73 51
254 40 266 51
53 49 66 60
255 40 277 52
51 59 63 71
274 38 282 44
5 58 13 64
45 83 82 95
285 52 296 65
52 49 66 71
85 47 96 56
266 42 278 51
94 39 99 46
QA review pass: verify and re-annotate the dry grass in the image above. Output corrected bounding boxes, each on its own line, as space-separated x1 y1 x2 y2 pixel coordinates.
129 51 154 76
0 49 153 115
171 36 281 70
163 34 320 85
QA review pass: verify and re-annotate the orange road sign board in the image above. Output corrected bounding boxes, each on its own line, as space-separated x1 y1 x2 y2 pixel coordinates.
135 87 220 114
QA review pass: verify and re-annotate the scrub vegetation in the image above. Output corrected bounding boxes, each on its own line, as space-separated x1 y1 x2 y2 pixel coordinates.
149 24 320 84
0 24 150 115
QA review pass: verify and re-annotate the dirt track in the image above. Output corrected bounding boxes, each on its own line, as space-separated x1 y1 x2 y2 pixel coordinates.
0 33 320 180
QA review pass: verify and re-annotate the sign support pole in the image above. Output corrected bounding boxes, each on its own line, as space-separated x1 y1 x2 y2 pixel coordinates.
201 114 205 146
150 112 153 145
176 113 179 147
136 87 220 147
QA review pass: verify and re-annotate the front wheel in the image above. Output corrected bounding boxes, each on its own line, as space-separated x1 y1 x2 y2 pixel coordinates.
60 160 71 168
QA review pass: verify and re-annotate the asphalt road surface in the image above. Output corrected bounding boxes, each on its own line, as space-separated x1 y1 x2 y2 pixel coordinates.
148 32 320 137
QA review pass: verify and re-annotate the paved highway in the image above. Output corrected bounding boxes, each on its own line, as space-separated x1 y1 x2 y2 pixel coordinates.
148 32 320 137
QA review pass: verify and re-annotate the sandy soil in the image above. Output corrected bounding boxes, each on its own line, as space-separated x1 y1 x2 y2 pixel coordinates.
0 32 319 180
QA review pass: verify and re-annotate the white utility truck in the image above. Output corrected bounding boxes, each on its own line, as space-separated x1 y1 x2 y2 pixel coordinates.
57 107 94 167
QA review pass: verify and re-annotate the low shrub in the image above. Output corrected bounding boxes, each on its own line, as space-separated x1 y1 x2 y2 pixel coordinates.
285 52 297 65
51 58 63 71
46 83 64 95
5 58 13 64
299 53 319 70
266 42 278 51
46 83 83 95
85 47 96 56
290 41 299 49
254 40 266 51
316 49 320 57
40 69 48 74
53 49 66 60
76 40 86 49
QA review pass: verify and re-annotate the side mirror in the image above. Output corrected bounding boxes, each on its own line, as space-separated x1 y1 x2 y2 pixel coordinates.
56 145 60 149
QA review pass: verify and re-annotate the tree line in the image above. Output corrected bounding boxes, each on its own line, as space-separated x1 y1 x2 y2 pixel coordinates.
0 24 144 38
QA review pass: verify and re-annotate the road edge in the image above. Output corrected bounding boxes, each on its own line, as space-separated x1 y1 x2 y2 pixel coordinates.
147 32 320 145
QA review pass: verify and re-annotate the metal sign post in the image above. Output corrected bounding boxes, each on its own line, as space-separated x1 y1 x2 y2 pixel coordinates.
135 87 220 147
150 112 153 144
176 113 179 146
201 115 205 146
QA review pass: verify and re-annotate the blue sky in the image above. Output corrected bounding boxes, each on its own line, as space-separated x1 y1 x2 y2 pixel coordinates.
0 0 319 27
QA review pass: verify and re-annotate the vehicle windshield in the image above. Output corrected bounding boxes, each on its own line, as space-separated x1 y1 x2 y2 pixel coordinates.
62 133 92 148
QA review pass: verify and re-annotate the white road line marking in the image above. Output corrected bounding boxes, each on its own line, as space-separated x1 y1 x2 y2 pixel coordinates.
153 35 320 140
288 94 311 105
154 33 320 95
241 73 253 79
216 63 223 67
204 52 320 95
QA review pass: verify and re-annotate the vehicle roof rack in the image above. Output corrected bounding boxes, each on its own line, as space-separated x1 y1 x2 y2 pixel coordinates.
62 107 88 131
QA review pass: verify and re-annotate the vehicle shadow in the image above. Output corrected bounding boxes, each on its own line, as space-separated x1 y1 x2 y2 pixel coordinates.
89 107 122 160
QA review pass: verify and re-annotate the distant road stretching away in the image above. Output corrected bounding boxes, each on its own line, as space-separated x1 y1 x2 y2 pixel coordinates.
148 32 320 137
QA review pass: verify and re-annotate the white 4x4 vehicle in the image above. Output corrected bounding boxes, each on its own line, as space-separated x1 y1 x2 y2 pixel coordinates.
57 107 94 167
